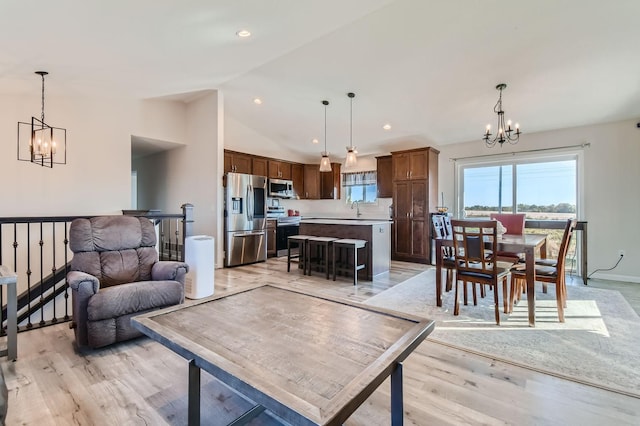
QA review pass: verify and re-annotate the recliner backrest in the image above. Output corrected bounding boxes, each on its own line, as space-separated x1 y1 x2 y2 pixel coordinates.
69 216 158 288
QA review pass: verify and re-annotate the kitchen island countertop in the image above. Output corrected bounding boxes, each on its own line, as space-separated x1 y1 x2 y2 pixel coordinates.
300 218 392 226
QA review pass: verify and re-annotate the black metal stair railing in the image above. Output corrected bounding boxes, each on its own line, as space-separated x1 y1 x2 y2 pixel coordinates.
0 204 193 337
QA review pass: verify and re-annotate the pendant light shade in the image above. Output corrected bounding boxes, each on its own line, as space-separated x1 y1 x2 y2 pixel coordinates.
319 100 332 172
344 92 357 168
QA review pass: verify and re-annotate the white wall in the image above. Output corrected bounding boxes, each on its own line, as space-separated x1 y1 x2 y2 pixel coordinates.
436 119 640 282
0 93 137 216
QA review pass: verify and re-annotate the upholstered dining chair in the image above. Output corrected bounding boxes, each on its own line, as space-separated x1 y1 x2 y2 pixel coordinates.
451 219 511 325
510 219 577 322
490 213 526 263
67 215 189 349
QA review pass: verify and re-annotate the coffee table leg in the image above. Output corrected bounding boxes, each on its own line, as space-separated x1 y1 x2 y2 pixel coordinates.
189 359 201 426
391 362 403 426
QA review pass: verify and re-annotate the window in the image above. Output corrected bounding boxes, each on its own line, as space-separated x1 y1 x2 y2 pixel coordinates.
457 153 581 272
343 171 377 204
458 156 578 220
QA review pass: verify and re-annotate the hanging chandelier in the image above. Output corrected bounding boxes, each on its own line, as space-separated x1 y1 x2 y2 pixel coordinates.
17 71 67 167
319 100 332 172
344 92 357 168
482 83 521 148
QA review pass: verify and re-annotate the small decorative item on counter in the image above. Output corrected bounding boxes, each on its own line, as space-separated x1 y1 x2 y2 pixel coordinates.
288 209 294 216
436 192 448 213
294 210 300 216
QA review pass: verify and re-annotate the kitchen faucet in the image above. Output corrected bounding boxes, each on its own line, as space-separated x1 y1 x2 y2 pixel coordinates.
351 200 362 217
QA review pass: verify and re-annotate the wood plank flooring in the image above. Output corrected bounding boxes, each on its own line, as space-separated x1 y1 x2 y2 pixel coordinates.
2 258 639 425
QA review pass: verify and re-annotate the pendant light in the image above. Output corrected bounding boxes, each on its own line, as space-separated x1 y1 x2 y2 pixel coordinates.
344 92 357 169
319 100 332 172
17 71 67 167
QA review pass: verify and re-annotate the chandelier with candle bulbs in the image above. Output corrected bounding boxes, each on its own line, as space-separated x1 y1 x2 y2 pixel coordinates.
482 83 521 148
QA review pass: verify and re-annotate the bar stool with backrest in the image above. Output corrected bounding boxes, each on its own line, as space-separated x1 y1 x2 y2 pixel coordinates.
306 236 338 279
287 235 314 274
451 219 511 325
332 239 367 285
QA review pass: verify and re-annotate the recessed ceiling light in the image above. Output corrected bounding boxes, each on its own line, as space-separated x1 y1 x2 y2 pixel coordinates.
236 29 251 38
312 138 319 144
253 97 262 105
383 123 392 130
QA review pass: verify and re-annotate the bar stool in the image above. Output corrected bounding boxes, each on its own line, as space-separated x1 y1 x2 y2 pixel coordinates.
306 236 338 279
332 239 367 285
287 235 314 274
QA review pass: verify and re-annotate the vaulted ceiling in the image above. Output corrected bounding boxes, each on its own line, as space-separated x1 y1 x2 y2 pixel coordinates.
2 0 639 162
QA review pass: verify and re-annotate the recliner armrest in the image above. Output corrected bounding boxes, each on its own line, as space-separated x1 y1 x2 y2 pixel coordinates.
67 270 100 295
151 261 189 282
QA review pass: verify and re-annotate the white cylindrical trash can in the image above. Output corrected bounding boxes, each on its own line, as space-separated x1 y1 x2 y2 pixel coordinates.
184 235 215 299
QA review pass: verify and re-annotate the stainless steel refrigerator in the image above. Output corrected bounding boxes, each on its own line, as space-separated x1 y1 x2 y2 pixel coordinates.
224 172 268 267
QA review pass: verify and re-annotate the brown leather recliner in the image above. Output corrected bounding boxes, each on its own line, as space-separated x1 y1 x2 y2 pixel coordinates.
67 215 188 349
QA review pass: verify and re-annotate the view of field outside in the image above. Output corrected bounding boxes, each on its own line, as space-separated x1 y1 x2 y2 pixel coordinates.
461 159 578 272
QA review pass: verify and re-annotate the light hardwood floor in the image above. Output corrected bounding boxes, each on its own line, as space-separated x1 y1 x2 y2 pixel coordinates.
2 258 639 425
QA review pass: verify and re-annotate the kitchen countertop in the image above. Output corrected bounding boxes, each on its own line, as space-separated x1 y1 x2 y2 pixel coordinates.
300 218 392 225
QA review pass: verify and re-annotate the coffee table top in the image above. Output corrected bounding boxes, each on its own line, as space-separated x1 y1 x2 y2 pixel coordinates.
132 284 434 425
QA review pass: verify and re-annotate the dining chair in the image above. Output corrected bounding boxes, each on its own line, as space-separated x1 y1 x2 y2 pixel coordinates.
490 213 527 263
510 219 577 322
432 215 455 292
451 219 511 325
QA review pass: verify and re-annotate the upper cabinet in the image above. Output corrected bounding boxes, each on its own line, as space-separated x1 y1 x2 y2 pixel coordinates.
224 151 252 174
392 148 435 181
303 164 320 200
376 155 393 198
320 163 341 200
268 160 292 180
291 163 304 198
252 157 268 177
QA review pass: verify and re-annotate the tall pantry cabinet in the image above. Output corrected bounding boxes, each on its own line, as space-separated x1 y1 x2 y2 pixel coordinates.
391 147 439 263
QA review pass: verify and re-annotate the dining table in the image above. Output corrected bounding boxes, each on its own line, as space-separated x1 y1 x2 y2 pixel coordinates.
435 233 548 327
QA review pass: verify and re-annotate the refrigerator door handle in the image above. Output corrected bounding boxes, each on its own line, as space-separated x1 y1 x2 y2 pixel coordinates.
246 184 252 221
233 231 265 237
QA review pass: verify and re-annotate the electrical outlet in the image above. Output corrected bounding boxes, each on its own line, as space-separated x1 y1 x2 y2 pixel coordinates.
618 250 625 257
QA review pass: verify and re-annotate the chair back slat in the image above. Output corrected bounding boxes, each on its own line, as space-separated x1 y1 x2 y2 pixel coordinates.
451 219 498 276
556 219 577 271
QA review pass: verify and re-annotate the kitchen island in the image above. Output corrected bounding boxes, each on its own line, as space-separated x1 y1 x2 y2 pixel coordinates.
300 218 391 280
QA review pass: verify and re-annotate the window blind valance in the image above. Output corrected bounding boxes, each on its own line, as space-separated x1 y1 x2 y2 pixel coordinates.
342 171 376 187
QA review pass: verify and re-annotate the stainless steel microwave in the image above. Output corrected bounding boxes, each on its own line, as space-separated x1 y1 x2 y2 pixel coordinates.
268 178 294 198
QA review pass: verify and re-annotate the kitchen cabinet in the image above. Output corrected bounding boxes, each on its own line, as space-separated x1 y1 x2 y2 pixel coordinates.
303 164 320 199
291 163 304 198
391 147 439 264
376 155 392 198
267 219 277 257
320 163 341 199
224 151 252 174
252 157 268 177
392 149 431 181
268 160 292 179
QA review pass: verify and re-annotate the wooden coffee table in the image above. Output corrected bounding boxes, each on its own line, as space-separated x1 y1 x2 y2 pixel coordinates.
132 284 434 425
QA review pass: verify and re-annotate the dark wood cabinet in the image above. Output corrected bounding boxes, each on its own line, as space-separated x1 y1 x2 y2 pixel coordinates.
392 149 429 181
391 147 439 264
291 163 304 198
252 157 268 177
303 164 320 199
320 163 341 199
224 151 252 174
302 163 340 199
267 219 277 257
376 155 392 198
268 160 292 179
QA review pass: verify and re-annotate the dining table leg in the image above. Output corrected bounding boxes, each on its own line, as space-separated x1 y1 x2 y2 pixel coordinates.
525 246 536 327
435 239 443 307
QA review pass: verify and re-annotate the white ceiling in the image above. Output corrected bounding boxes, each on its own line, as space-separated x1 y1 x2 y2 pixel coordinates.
2 0 640 162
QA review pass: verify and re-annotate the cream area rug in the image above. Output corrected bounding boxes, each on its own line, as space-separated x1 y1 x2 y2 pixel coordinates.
365 268 640 398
